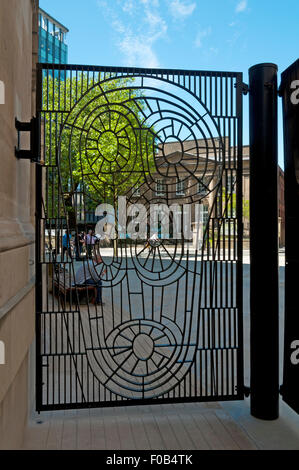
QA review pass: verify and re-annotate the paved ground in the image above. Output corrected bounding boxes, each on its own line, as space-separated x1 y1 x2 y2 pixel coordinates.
22 399 299 450
23 402 258 450
21 249 299 450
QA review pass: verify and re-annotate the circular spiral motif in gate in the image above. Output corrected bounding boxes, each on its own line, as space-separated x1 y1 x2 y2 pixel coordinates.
86 318 197 399
62 75 224 207
85 108 138 178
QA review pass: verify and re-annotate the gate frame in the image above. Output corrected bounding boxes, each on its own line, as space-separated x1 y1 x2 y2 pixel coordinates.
35 63 245 411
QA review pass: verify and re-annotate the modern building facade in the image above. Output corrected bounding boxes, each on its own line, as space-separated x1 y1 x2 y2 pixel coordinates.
38 7 68 64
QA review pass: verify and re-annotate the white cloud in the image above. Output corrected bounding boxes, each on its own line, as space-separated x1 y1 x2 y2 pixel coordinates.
194 27 211 48
121 0 134 14
119 36 160 68
140 0 160 6
98 0 167 68
169 0 196 20
226 30 241 46
209 47 218 55
235 0 247 13
145 10 168 40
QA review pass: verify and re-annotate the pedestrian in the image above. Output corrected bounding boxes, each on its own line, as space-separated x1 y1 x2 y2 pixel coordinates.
85 229 96 259
62 231 72 260
74 230 84 261
144 232 159 250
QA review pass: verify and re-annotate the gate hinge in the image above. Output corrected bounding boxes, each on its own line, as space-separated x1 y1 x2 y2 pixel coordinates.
241 83 249 95
238 385 250 397
277 85 283 97
15 116 41 163
235 82 249 95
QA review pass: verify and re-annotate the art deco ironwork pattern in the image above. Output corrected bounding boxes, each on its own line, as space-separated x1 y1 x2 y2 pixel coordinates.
36 64 244 410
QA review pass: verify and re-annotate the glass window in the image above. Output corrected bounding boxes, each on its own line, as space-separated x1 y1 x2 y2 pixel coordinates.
40 28 47 40
39 36 46 50
198 176 210 196
156 179 166 196
176 179 185 196
49 21 54 36
133 184 141 197
55 46 61 60
54 26 60 39
41 15 48 31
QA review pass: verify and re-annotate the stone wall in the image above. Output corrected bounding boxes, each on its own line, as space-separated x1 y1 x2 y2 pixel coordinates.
0 0 38 449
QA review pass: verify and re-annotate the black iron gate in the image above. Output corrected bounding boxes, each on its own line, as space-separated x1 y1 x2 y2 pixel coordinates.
36 64 244 411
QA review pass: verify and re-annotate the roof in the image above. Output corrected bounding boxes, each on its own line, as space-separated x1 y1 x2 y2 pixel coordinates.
157 138 250 161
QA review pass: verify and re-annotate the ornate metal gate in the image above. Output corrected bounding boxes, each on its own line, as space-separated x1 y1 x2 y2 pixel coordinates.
36 64 244 410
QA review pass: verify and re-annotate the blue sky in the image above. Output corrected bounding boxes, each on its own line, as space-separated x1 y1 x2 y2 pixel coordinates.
40 0 299 166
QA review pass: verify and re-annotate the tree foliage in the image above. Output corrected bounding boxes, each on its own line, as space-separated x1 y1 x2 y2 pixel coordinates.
43 73 156 221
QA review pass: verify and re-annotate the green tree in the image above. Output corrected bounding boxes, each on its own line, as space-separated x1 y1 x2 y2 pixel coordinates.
221 187 250 237
243 198 250 221
43 74 156 236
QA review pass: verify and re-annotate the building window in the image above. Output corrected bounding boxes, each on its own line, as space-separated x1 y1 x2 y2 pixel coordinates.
40 15 48 31
133 184 141 197
198 177 210 196
156 179 166 196
38 9 68 65
176 179 185 196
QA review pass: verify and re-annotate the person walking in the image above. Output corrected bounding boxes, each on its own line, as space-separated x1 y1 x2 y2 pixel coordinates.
74 231 84 261
85 229 96 259
62 231 72 260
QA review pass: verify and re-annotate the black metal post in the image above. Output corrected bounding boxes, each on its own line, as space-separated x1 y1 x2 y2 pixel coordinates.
249 63 279 420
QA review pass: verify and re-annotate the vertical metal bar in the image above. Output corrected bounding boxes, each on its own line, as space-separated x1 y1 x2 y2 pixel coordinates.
249 63 279 420
235 73 244 400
